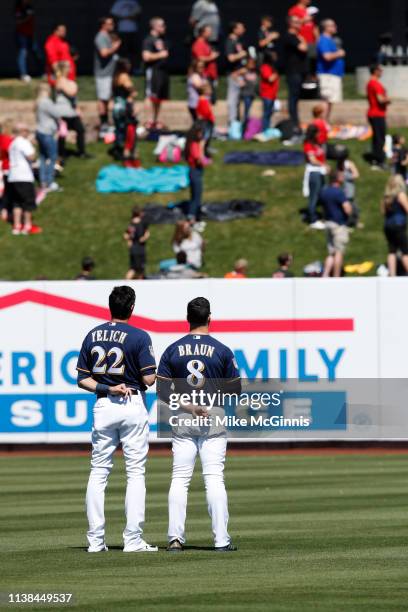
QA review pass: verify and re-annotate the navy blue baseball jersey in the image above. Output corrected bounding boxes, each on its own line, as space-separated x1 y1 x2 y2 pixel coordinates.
76 321 156 391
157 333 241 394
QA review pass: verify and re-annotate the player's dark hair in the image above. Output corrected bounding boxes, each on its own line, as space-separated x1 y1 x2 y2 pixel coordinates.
187 297 211 329
304 123 319 143
131 205 142 218
82 256 95 272
109 285 135 320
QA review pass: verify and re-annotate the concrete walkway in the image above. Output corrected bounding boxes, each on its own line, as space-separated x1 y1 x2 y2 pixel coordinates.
1 98 408 136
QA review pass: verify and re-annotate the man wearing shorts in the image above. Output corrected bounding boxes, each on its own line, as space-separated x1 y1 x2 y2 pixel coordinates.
142 17 170 127
94 16 121 134
317 19 345 118
320 170 352 277
8 123 38 236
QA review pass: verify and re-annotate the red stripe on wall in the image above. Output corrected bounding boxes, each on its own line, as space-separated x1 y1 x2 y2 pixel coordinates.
0 289 354 333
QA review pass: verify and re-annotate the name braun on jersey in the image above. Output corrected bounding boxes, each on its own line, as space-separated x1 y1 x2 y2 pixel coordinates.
91 329 128 344
178 343 215 358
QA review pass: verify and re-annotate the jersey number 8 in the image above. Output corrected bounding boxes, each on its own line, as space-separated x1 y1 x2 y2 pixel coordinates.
186 359 205 388
91 346 125 375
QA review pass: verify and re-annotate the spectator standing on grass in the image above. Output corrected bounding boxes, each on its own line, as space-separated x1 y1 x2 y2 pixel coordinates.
8 123 40 236
257 15 279 63
272 253 294 278
124 206 150 280
44 23 75 86
366 64 391 171
316 19 345 118
75 257 96 280
35 82 62 202
337 153 360 227
224 259 248 279
15 0 42 82
303 124 329 229
142 17 170 129
55 62 91 160
282 15 308 132
172 220 204 270
381 175 408 276
110 0 142 71
190 0 220 45
185 122 208 226
191 25 219 103
0 119 14 223
94 16 121 136
320 170 352 277
187 59 207 121
259 51 280 133
196 82 215 156
240 57 258 134
112 58 140 167
225 22 247 126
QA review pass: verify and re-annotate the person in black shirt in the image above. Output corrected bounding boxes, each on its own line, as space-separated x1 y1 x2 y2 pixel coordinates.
257 15 279 64
124 206 150 279
282 15 308 130
225 21 247 126
142 17 169 128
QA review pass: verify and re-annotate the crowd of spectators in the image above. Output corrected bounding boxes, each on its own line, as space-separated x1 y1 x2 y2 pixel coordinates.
1 1 406 278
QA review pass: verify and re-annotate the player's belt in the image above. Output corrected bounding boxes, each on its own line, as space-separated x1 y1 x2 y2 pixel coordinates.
97 389 140 398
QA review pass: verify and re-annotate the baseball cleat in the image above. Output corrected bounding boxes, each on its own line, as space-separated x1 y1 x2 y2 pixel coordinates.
87 545 108 553
123 539 158 552
215 543 238 552
167 539 184 552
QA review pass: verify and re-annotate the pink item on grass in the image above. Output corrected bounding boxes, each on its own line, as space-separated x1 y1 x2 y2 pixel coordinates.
244 118 262 140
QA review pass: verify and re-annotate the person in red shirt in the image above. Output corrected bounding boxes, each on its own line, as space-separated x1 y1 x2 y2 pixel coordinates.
311 103 330 145
0 119 14 221
191 25 219 102
259 51 280 132
303 123 329 228
15 0 43 81
288 0 318 45
196 82 215 156
366 63 391 169
44 24 75 86
185 122 207 223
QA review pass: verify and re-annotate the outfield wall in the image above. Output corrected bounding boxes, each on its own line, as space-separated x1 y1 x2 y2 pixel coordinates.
0 279 407 444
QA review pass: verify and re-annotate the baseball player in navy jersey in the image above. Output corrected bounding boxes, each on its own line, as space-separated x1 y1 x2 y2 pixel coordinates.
157 297 241 552
76 286 158 553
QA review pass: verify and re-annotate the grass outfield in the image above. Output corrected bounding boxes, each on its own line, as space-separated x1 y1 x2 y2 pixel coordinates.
0 453 407 611
0 130 402 281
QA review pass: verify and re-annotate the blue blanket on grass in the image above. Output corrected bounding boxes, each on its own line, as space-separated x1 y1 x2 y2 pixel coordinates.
223 150 304 166
96 165 189 194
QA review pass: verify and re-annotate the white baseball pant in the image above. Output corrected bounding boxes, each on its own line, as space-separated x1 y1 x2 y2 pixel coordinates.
86 393 149 551
168 434 230 548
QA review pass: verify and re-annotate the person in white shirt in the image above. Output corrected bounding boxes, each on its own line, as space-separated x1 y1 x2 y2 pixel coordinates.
8 123 38 235
172 220 204 269
110 0 142 70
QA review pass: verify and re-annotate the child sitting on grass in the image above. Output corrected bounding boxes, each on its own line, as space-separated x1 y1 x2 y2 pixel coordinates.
259 51 279 133
123 206 150 279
